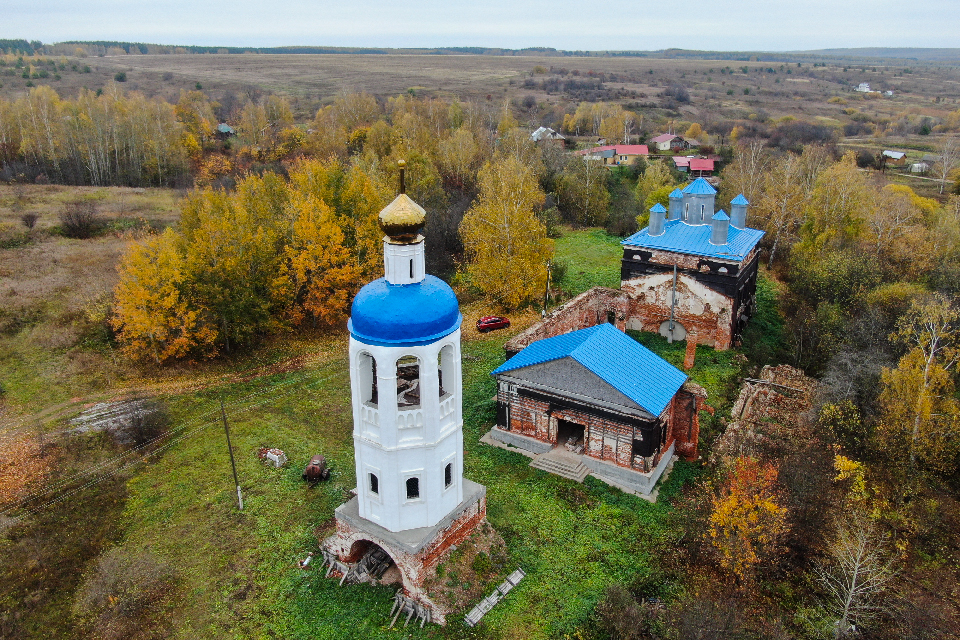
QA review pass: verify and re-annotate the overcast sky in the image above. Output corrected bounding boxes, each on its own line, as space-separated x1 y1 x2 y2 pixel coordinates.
3 0 958 51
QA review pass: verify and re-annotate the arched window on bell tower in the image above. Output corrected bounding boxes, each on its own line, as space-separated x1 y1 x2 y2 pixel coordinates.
396 355 421 408
438 344 455 398
358 352 377 406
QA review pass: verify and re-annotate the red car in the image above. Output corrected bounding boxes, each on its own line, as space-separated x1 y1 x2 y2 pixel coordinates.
476 316 510 333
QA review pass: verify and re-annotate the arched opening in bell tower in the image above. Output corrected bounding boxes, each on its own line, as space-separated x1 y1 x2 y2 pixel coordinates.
343 540 404 587
358 352 378 406
396 355 421 408
438 345 455 398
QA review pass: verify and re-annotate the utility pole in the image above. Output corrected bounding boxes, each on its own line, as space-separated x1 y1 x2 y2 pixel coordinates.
220 398 243 511
543 260 552 316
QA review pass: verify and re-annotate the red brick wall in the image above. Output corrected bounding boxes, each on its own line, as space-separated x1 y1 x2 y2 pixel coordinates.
505 287 629 356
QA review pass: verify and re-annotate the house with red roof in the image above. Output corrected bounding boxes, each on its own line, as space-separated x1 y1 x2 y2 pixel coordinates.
575 144 649 166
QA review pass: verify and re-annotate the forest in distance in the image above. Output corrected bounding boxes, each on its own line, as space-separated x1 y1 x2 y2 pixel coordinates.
1 44 960 639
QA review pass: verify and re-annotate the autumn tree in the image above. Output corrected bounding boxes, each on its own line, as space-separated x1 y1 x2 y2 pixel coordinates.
275 193 360 327
178 175 288 352
111 229 216 363
634 160 674 210
931 135 959 195
459 155 552 309
708 456 789 581
175 90 215 156
796 152 870 257
720 139 769 205
436 127 480 190
878 294 960 473
556 156 610 226
814 513 898 639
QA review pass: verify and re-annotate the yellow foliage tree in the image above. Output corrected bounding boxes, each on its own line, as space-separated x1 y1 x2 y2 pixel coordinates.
111 229 216 363
878 294 960 473
276 193 360 327
708 456 789 581
460 156 552 309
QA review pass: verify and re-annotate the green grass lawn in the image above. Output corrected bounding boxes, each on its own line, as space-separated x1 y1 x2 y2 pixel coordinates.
553 228 624 296
103 331 698 640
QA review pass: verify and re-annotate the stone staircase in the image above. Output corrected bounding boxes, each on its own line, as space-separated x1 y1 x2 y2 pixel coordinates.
529 448 590 483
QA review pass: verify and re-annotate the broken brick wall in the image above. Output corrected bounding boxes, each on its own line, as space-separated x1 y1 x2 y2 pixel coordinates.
622 272 735 349
497 383 686 471
504 287 629 358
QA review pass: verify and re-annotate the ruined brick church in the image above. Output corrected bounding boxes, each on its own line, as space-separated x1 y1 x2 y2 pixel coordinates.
490 177 762 494
507 177 765 356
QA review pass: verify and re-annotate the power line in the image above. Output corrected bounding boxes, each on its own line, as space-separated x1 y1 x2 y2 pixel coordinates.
1 370 316 514
2 371 338 521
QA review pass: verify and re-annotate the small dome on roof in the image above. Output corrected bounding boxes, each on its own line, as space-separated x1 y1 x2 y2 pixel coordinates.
378 193 426 244
712 209 730 221
731 193 750 205
669 188 684 198
681 177 717 195
349 275 461 346
650 203 667 213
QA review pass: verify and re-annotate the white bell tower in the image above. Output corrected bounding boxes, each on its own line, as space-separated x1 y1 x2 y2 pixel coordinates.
346 165 465 533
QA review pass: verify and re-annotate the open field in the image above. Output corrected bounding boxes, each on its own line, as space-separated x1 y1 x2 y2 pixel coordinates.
3 52 960 141
0 185 182 414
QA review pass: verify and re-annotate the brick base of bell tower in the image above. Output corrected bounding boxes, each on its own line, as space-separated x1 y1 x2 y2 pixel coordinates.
321 479 487 625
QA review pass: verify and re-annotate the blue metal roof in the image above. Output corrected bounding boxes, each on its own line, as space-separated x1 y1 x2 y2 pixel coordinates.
349 275 462 347
622 219 765 261
731 193 749 205
681 177 717 195
650 203 667 213
669 188 684 199
712 210 730 221
491 324 687 416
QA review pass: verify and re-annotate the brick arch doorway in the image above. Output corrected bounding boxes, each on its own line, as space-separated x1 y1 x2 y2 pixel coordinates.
344 539 404 588
556 418 585 448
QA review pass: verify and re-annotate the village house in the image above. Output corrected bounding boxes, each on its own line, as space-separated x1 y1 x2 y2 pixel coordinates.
576 144 649 166
488 323 705 495
673 156 715 176
531 126 566 146
882 150 907 167
650 134 690 152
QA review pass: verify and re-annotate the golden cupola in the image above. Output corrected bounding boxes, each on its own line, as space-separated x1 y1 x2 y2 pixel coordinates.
378 160 425 244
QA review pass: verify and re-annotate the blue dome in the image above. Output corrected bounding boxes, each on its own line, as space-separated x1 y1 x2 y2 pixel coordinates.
348 275 462 346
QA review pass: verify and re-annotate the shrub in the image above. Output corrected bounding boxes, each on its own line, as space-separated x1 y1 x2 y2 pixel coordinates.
59 200 101 238
20 212 39 229
114 71 126 82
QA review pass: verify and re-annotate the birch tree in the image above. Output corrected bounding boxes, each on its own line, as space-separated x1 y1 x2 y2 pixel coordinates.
878 294 960 472
459 156 552 309
932 135 959 195
815 513 898 639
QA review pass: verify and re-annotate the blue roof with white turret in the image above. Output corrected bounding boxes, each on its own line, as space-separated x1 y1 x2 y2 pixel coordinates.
681 177 717 195
491 323 686 416
349 275 462 347
731 193 750 205
650 203 666 213
622 219 764 261
669 188 684 198
712 210 730 221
